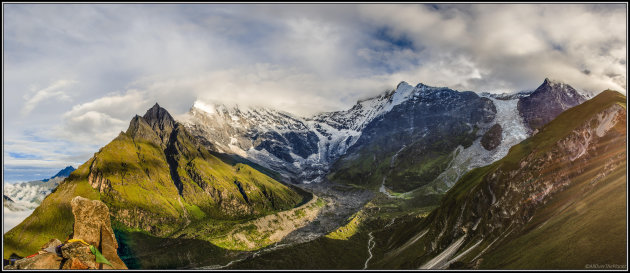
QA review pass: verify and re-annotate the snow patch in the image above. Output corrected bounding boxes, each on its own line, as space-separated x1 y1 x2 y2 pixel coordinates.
431 97 529 191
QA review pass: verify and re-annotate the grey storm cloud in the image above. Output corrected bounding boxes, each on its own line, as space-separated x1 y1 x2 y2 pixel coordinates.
2 3 627 171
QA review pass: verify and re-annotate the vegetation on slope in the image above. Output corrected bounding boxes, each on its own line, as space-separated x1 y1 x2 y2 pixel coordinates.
371 90 627 269
4 104 305 261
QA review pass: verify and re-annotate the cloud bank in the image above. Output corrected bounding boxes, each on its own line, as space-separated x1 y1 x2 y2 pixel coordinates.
3 3 626 173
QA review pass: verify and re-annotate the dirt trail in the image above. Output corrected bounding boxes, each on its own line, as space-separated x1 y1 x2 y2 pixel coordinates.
363 232 376 269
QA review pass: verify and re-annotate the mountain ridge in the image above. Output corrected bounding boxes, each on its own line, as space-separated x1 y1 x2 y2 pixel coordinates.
4 103 305 260
183 78 588 196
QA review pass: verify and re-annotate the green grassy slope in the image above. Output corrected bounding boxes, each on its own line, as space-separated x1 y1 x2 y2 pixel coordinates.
480 164 626 269
4 105 303 260
369 90 627 269
3 162 101 258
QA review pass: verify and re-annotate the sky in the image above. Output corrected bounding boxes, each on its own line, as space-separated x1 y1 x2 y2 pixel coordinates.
2 3 627 182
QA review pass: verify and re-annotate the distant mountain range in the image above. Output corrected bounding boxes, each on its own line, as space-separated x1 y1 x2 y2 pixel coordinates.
209 89 626 271
183 78 586 195
3 166 75 211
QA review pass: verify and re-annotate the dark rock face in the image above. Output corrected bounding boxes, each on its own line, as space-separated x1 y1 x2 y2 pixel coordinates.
251 131 320 163
143 103 176 132
517 78 586 131
349 87 496 157
331 85 497 192
481 124 502 151
139 103 177 146
3 194 14 203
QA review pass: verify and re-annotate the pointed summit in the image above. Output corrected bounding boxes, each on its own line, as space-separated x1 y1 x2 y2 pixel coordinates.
125 103 177 147
518 78 587 131
396 81 411 89
540 77 565 88
143 103 175 128
143 103 176 142
532 78 584 100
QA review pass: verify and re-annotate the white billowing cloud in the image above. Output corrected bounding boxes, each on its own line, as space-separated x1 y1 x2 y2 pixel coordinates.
56 90 152 146
3 208 35 234
21 80 75 115
62 89 149 121
131 63 395 117
358 4 626 94
3 4 626 171
3 138 86 168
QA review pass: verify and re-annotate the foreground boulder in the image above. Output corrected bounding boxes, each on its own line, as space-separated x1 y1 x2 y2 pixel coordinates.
70 196 127 269
4 197 127 270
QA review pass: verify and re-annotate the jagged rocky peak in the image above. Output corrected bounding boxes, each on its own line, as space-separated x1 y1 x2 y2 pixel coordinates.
143 102 175 131
125 103 179 146
517 78 587 131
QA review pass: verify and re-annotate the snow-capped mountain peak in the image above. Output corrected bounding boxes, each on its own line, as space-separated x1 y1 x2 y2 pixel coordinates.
183 78 587 187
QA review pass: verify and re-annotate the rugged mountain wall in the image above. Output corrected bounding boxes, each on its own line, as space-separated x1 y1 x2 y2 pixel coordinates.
182 90 397 184
330 84 497 192
185 79 587 196
374 90 626 269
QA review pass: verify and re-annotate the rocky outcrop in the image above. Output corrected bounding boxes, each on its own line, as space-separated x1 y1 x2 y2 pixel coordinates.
4 197 127 270
87 166 112 194
481 124 502 151
70 196 127 269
